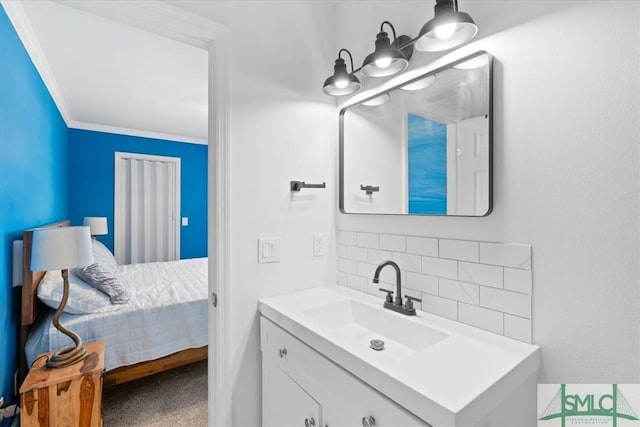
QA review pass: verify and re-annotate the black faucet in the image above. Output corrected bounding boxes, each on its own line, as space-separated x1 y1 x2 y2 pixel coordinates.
373 260 421 316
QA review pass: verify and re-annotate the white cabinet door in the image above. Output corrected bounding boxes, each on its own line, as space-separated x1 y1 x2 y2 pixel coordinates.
263 362 321 427
321 371 429 427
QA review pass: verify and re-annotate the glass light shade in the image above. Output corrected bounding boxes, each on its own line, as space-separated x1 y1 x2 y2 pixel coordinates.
400 75 436 91
83 216 108 236
323 57 362 96
31 226 94 271
361 31 409 78
362 93 390 106
415 10 478 52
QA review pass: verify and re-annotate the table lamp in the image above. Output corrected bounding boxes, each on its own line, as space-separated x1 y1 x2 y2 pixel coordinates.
31 226 94 368
83 217 108 238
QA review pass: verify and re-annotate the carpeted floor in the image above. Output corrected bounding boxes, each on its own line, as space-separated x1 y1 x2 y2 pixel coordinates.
102 360 208 426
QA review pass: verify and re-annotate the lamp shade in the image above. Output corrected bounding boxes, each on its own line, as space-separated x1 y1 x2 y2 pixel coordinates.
31 226 94 271
323 57 362 96
361 31 409 78
83 217 108 236
415 0 478 52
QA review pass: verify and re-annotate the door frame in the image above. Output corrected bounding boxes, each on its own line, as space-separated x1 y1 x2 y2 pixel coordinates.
2 3 233 425
113 151 181 264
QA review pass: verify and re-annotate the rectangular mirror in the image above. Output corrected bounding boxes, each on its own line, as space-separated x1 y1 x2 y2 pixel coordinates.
340 51 493 216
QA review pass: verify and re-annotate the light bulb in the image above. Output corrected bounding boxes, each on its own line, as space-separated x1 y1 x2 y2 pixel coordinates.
374 57 392 69
334 79 349 89
435 23 456 40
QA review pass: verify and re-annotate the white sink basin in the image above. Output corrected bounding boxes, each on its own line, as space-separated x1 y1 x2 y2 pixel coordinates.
304 299 448 360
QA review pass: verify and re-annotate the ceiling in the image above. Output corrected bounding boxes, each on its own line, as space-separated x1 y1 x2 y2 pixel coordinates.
11 0 214 144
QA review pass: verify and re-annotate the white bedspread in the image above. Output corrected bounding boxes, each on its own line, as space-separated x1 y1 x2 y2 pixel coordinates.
26 257 208 371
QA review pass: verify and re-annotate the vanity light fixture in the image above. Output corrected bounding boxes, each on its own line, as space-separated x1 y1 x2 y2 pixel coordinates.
322 49 362 96
361 21 412 78
322 0 477 96
415 0 478 52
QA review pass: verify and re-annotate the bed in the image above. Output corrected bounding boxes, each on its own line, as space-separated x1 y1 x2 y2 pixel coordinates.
19 220 208 387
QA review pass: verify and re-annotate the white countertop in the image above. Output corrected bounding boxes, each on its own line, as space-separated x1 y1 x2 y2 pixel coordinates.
259 286 540 426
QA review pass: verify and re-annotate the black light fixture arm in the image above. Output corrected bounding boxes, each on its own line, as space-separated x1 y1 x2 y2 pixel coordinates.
338 48 356 73
380 20 397 40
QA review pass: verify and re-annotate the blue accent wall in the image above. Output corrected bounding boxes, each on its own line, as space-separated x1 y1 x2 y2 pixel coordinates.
408 113 447 214
68 129 208 260
0 6 68 408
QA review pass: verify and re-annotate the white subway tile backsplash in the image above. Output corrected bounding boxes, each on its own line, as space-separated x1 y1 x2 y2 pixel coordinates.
338 244 348 258
392 252 422 273
504 315 532 343
357 262 375 279
458 262 503 288
338 258 357 274
439 278 480 305
459 303 504 334
336 230 534 343
368 248 393 265
337 231 357 246
480 287 531 318
406 272 438 295
380 234 406 252
480 242 531 269
347 246 368 262
439 239 479 262
406 236 438 257
357 232 379 249
504 268 532 294
337 272 348 286
347 274 367 292
422 294 458 320
422 256 457 279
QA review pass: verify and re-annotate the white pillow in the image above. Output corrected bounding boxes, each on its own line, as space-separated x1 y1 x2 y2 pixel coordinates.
91 240 118 269
37 270 120 314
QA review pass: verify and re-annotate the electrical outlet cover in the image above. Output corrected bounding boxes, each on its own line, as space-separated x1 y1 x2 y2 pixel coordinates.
313 234 325 257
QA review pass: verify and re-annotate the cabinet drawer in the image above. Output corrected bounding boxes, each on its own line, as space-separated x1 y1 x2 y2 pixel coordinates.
261 317 430 427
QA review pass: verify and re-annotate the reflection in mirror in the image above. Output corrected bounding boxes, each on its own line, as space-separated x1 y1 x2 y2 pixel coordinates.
340 51 492 216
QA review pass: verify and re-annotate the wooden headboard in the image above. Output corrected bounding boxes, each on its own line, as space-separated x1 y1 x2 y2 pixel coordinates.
19 220 70 378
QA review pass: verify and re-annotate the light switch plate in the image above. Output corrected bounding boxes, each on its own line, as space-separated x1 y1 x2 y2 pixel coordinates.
181 217 189 226
258 238 280 263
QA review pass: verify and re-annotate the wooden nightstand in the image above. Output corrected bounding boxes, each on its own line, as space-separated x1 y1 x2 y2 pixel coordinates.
20 341 105 427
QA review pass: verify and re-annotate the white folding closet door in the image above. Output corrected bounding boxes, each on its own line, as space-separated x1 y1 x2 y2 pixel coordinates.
115 152 181 265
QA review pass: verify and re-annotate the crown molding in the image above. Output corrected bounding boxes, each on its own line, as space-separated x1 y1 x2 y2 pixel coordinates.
1 0 221 144
69 120 208 145
56 0 224 49
1 0 73 126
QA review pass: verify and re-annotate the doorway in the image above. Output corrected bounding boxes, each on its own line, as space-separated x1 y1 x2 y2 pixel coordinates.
114 151 181 264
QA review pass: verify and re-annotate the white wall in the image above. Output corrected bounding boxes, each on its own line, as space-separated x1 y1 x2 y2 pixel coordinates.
175 1 337 425
343 99 406 213
336 1 639 383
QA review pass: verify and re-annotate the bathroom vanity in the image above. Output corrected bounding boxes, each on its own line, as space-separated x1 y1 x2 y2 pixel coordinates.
260 286 539 427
